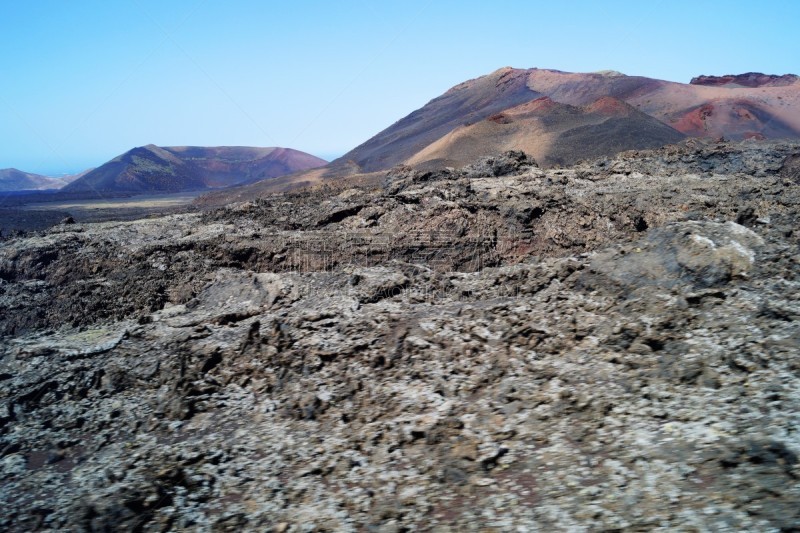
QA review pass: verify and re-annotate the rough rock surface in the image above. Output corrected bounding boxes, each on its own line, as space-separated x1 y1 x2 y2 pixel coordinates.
1 140 800 531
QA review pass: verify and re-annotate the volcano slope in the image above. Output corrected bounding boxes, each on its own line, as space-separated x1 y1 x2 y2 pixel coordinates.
2 140 800 531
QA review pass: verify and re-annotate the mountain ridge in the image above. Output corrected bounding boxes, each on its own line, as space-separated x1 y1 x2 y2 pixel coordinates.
690 72 799 87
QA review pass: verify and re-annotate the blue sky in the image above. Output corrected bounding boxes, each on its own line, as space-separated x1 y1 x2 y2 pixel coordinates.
1 0 798 175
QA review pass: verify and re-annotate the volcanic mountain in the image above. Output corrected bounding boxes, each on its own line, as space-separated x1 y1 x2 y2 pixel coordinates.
0 168 71 192
332 67 800 174
64 145 326 193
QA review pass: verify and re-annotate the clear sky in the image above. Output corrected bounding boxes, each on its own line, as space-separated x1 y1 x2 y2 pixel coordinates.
1 0 798 175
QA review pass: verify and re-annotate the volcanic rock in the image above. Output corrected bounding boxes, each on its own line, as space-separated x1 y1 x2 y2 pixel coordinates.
1 140 800 531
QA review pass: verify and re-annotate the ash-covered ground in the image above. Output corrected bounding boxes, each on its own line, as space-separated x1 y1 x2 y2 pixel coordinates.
1 140 799 531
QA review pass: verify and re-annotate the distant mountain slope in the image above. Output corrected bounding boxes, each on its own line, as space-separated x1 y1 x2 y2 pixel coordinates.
65 146 326 193
164 146 326 187
407 96 685 168
0 168 68 192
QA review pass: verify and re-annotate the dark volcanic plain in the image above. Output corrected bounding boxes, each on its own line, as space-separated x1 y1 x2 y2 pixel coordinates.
2 139 800 531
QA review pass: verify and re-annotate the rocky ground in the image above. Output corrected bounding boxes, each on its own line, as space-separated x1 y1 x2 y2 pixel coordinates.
1 139 799 531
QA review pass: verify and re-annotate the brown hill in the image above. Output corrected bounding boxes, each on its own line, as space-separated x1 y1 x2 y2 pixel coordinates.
65 145 326 193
